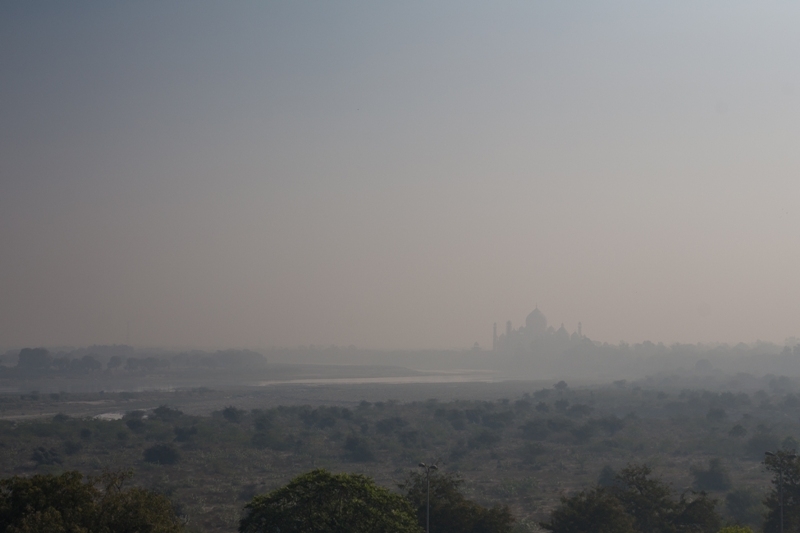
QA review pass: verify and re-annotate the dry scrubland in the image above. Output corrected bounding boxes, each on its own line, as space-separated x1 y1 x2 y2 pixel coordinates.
0 378 796 532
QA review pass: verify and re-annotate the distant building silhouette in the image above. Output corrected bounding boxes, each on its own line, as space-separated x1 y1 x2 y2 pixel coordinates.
493 307 585 353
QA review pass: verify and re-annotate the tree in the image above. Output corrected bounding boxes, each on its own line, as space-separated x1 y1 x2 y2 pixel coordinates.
597 466 618 488
541 488 635 533
151 405 183 422
400 470 514 533
223 406 245 423
611 464 720 533
691 459 732 491
239 469 420 533
543 464 720 533
31 446 62 466
763 451 800 533
16 348 51 375
343 435 374 462
143 444 180 465
0 471 183 532
725 489 763 527
611 464 676 533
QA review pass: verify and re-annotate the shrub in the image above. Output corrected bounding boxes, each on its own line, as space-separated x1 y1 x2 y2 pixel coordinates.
151 405 183 422
707 408 727 422
691 458 731 491
571 422 597 444
222 406 245 423
745 432 780 458
173 426 197 442
252 431 293 451
482 411 515 429
375 417 408 434
566 404 594 418
343 435 374 462
143 444 180 465
468 430 501 449
725 488 763 527
519 442 546 463
598 465 617 487
520 420 549 440
597 416 625 435
63 441 82 455
728 424 747 438
31 447 62 466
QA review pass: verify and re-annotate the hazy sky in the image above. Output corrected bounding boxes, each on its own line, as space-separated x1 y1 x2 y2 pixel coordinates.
2 2 799 350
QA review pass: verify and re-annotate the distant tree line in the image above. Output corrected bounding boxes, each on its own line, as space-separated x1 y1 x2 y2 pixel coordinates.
0 347 267 377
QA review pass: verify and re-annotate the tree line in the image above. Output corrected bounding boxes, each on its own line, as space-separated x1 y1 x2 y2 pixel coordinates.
2 457 797 533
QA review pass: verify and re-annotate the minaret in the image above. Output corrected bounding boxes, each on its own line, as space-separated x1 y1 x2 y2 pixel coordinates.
492 323 497 351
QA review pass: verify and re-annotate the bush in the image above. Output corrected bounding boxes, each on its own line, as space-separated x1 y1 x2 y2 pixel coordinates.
519 442 546 463
520 420 549 440
31 446 62 466
745 432 780 458
468 430 501 449
252 431 294 451
143 444 180 465
343 435 374 462
597 416 625 435
725 488 763 527
547 418 574 432
598 465 617 487
375 417 408 434
222 406 245 423
482 411 515 429
691 458 731 491
252 411 274 431
151 405 183 422
566 404 594 418
126 418 145 432
571 423 597 444
729 424 747 438
173 426 197 442
63 441 82 455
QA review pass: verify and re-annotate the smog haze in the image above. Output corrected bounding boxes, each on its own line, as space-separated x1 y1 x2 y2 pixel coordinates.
2 2 800 351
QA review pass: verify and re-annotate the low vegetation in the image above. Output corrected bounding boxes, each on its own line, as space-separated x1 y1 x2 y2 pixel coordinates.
2 378 800 531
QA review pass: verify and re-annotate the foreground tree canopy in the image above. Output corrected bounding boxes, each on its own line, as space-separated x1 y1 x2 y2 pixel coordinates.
0 471 184 533
763 451 800 533
239 469 421 533
400 470 515 533
542 464 721 533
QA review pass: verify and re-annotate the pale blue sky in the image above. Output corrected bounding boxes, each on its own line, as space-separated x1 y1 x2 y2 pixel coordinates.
1 2 799 349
